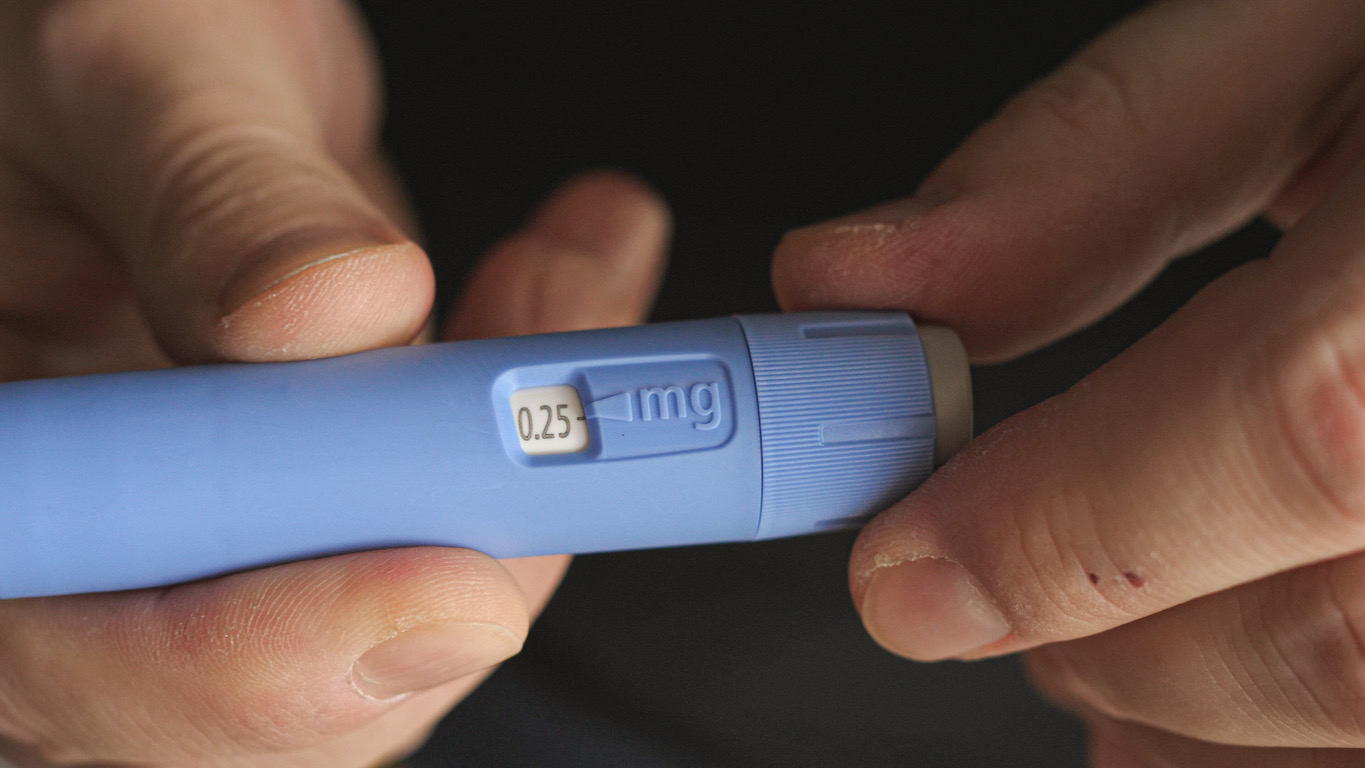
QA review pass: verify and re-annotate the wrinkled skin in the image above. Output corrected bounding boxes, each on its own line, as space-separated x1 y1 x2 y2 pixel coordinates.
10 1 1365 766
0 2 667 766
773 1 1365 765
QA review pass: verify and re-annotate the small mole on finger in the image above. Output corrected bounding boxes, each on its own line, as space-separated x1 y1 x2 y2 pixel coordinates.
1123 571 1145 588
1087 572 1100 585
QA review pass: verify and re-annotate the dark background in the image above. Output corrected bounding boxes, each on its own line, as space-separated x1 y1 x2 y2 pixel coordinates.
352 3 1280 765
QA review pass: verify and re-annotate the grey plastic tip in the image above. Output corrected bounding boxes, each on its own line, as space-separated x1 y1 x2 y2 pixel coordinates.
918 325 973 466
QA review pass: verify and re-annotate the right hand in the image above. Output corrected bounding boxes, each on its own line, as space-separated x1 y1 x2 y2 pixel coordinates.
773 1 1365 764
0 2 669 766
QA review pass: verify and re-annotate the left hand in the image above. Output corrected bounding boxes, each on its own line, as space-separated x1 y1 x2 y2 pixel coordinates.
0 165 668 768
0 3 668 765
773 0 1365 764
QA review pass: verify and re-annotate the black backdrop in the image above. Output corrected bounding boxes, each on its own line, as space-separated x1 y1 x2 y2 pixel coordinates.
351 3 1280 765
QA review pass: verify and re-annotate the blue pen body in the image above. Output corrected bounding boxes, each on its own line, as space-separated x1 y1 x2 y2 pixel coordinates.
0 312 944 598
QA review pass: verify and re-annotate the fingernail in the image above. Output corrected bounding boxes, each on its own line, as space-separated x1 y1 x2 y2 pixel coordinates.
221 222 404 316
861 558 1010 661
350 622 523 700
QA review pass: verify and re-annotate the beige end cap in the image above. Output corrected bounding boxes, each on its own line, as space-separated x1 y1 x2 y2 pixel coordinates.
918 325 973 466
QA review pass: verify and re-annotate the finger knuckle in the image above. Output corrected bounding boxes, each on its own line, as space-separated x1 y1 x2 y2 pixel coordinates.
1258 302 1365 533
137 121 344 269
1021 645 1085 710
998 52 1154 150
37 3 225 127
38 0 150 94
1023 643 1140 725
1255 562 1365 744
1320 562 1365 742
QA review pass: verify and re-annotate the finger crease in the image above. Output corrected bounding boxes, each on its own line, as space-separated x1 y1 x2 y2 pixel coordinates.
1322 563 1365 741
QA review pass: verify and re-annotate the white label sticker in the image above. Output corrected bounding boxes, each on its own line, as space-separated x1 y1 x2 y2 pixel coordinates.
510 385 590 455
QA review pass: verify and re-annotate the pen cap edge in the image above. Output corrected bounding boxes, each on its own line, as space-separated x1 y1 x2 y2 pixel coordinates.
917 324 973 466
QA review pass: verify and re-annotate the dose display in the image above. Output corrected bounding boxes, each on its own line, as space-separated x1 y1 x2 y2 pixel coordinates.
510 385 590 455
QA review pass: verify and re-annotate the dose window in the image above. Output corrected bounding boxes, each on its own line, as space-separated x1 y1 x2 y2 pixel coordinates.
510 385 590 455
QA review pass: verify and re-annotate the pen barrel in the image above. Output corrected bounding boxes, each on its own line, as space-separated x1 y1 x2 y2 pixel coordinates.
0 311 967 598
0 319 763 597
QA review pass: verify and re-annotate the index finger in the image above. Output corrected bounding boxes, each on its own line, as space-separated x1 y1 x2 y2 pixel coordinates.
772 0 1365 361
852 150 1365 662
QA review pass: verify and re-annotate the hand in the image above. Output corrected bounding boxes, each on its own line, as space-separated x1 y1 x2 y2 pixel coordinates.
0 2 668 766
773 0 1365 765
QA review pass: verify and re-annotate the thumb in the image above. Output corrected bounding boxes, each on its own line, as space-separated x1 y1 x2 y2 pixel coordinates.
6 0 432 363
0 548 529 765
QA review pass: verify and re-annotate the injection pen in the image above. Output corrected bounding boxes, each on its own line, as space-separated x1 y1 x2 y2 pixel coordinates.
0 311 972 599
